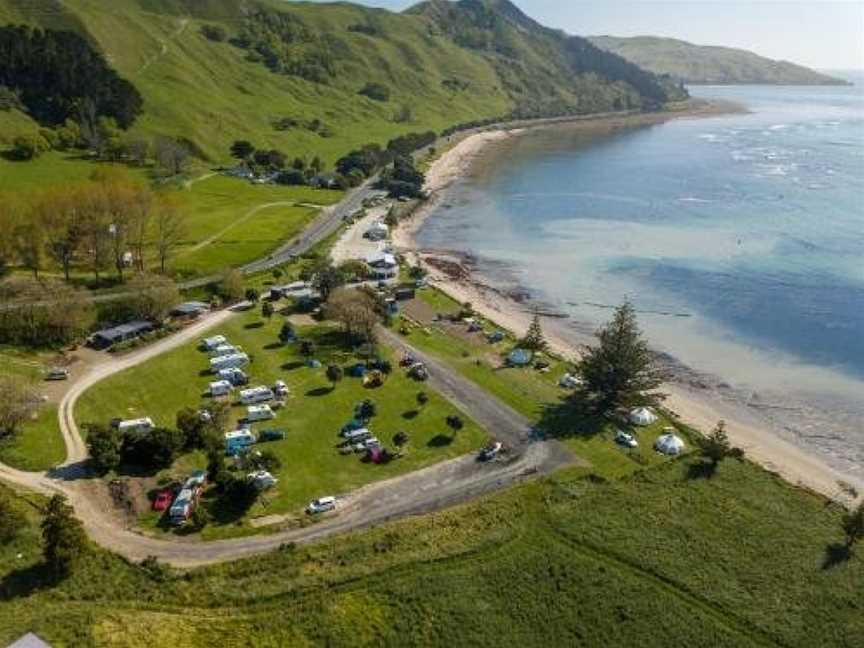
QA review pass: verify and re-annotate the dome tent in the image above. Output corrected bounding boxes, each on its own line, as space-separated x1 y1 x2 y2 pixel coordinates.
654 431 685 456
629 407 658 426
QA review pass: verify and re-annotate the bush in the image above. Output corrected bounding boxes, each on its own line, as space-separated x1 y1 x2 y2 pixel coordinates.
9 134 49 160
275 169 307 186
121 427 184 470
358 83 390 102
200 24 227 42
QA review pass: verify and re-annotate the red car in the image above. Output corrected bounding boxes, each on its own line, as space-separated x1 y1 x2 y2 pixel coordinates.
152 490 173 512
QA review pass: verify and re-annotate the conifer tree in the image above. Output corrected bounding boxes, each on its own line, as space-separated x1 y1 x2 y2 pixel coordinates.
41 495 87 579
521 313 547 352
577 301 666 410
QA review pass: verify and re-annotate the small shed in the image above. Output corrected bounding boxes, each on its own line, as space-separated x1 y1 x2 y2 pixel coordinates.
507 348 534 367
89 320 154 350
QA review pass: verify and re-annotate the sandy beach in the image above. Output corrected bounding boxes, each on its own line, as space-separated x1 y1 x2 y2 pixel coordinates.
390 103 863 503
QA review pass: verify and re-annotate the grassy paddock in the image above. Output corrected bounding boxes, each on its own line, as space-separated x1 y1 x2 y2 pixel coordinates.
0 404 65 472
0 455 860 646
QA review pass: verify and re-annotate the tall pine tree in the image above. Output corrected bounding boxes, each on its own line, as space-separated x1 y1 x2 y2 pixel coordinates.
521 313 547 352
41 495 87 579
578 301 666 410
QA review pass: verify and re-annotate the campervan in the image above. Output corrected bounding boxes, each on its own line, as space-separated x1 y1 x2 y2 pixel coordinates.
210 353 250 373
246 404 275 422
117 417 155 434
239 386 274 405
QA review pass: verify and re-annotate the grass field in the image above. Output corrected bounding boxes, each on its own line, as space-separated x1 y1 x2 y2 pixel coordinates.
76 307 486 534
169 175 342 277
0 451 860 646
0 404 65 472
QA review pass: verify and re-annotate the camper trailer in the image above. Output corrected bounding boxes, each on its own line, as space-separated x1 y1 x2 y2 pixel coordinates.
224 429 256 454
209 380 233 397
117 417 155 434
208 344 239 358
239 386 274 405
246 404 275 422
210 353 250 373
169 488 198 525
218 367 248 386
201 335 227 351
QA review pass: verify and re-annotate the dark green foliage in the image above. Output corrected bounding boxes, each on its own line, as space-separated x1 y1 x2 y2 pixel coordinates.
261 301 274 320
416 391 429 407
356 399 376 422
379 155 425 199
843 503 864 550
299 339 316 358
0 84 23 111
386 131 436 157
84 423 121 473
41 495 87 579
311 262 345 301
245 288 259 303
120 427 184 470
230 140 254 160
228 8 337 83
275 169 307 186
578 301 667 410
335 144 385 178
249 449 282 474
278 322 296 344
699 420 734 467
358 82 390 102
200 24 227 42
0 26 142 128
446 414 464 432
176 407 207 451
520 313 547 352
347 22 381 37
326 364 343 387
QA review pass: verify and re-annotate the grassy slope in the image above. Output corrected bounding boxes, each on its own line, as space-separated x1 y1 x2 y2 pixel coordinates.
76 308 486 530
0 455 860 646
588 35 848 85
0 0 512 164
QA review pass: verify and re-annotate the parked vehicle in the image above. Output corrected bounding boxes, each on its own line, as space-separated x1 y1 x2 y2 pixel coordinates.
45 367 69 381
615 430 638 448
209 380 233 397
169 488 198 525
478 441 503 462
259 428 286 442
246 404 275 422
225 429 256 455
152 490 173 512
240 386 275 405
117 417 155 434
306 496 336 514
210 352 250 373
218 367 248 386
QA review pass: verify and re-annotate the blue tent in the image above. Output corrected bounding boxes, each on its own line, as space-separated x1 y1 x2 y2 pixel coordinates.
348 363 368 377
507 348 534 367
307 359 322 368
341 419 364 434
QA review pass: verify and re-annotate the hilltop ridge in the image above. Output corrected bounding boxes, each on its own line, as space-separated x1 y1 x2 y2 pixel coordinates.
588 35 849 86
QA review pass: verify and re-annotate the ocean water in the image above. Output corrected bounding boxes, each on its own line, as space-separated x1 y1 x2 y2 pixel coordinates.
418 74 864 476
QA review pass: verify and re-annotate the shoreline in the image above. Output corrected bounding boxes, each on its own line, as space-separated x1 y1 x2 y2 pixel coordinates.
391 101 863 503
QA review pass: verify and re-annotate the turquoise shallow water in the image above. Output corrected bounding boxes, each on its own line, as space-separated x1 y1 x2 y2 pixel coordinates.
418 76 864 475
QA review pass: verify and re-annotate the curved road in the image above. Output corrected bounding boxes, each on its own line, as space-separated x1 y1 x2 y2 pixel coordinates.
0 310 575 567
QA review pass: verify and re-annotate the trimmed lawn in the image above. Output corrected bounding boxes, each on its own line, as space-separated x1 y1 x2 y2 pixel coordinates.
0 404 65 472
76 308 486 533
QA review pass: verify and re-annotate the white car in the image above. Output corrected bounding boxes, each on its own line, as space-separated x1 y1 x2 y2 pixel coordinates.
306 496 336 515
479 441 503 461
615 430 638 448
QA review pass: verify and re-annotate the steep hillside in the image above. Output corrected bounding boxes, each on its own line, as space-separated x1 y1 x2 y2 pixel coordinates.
589 35 849 86
0 0 684 163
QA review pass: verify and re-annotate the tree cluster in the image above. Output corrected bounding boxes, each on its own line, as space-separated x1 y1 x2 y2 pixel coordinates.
520 314 547 352
0 26 143 129
324 287 381 345
0 277 95 347
0 171 187 282
41 495 87 579
0 375 40 440
378 155 425 199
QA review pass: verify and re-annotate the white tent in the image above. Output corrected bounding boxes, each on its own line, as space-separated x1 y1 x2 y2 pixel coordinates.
654 432 685 456
629 407 658 426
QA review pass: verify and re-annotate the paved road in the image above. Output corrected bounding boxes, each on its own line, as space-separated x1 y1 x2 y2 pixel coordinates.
0 310 577 567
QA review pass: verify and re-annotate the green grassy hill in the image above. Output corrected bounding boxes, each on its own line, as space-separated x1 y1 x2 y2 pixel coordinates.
0 0 683 165
588 35 849 86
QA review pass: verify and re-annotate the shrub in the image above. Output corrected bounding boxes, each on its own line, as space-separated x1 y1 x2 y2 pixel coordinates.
200 24 227 42
358 82 390 102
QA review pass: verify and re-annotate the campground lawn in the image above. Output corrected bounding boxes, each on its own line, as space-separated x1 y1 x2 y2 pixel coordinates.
0 404 65 472
395 286 689 478
76 307 486 536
